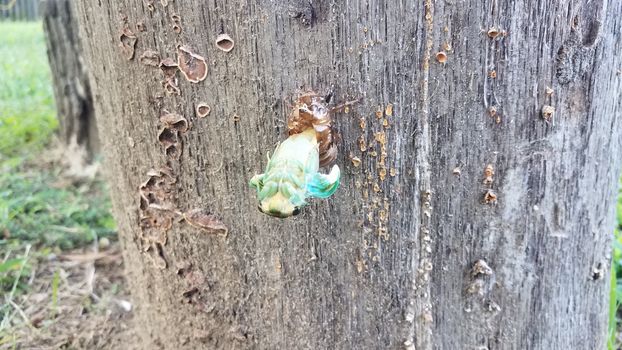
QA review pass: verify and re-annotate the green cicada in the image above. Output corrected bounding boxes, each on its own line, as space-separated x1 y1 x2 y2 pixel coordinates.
250 92 345 218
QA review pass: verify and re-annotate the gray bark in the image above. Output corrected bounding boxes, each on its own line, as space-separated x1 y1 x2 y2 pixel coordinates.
43 0 98 161
73 0 622 349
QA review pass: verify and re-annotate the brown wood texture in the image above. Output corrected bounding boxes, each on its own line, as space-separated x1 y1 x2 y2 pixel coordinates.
73 0 622 349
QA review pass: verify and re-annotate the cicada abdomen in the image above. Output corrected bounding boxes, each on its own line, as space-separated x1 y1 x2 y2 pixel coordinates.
287 92 338 168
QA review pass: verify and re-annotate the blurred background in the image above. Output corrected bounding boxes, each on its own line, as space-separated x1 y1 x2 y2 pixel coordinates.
1 0 39 21
1 1 133 348
0 1 621 349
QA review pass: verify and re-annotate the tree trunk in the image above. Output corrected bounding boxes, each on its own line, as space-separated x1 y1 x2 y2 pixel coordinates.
42 0 98 171
73 0 622 349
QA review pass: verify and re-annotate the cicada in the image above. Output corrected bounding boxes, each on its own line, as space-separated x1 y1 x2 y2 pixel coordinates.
250 92 351 218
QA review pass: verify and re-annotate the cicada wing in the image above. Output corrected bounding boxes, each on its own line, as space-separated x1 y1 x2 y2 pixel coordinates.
306 165 341 199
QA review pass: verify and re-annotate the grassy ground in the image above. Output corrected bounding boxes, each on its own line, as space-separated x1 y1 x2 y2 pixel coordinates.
0 22 131 349
0 22 57 155
609 180 622 349
0 22 116 244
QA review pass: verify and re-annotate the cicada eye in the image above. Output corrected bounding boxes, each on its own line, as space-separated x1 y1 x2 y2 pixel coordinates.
292 207 301 216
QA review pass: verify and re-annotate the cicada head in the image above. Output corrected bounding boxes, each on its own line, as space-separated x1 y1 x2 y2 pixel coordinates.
250 173 306 218
257 193 303 218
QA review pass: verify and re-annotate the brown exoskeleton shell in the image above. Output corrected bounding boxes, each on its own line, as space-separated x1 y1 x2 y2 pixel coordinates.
287 92 338 168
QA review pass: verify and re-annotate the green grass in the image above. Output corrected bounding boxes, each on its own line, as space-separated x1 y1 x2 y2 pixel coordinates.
0 162 116 249
0 22 57 158
0 22 116 299
609 179 622 349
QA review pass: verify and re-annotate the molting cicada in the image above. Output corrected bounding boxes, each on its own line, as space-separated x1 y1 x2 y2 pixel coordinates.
250 91 355 218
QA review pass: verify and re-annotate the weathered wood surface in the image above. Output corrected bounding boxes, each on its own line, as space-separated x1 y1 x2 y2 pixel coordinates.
43 0 98 161
74 0 622 349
